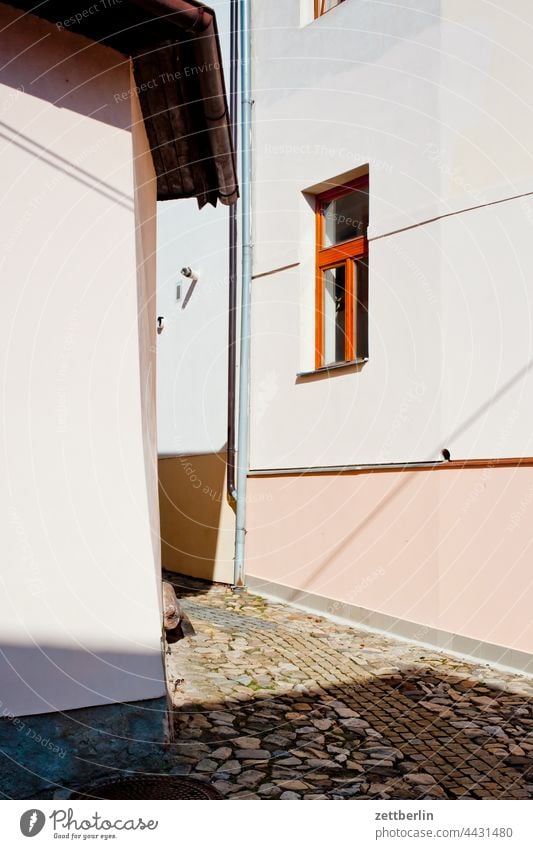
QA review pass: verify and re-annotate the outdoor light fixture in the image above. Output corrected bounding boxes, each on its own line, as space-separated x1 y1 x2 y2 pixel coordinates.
181 266 199 285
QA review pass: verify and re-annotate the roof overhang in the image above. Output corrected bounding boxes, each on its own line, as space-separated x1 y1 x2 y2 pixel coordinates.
8 0 239 207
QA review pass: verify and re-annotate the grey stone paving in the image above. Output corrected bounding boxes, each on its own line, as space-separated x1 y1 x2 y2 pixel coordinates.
164 574 533 800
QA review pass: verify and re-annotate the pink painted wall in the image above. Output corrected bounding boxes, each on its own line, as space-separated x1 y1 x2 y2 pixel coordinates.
246 466 533 654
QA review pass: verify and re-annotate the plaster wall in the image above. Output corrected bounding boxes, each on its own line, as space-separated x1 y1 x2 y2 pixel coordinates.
156 0 233 458
246 465 533 656
0 6 165 717
155 1 236 581
249 0 533 469
159 453 235 583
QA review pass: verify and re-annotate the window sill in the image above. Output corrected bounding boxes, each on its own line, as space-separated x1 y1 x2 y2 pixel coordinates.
297 358 368 379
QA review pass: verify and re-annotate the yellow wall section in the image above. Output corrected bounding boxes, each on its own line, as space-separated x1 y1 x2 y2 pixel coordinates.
159 453 235 583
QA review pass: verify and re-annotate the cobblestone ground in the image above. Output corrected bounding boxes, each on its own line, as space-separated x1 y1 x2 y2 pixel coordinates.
165 575 533 800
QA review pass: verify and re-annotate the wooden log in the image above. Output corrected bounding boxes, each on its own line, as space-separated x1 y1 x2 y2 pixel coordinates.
162 581 181 631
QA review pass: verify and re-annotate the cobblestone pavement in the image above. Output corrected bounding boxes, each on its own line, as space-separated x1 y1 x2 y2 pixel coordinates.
165 575 533 800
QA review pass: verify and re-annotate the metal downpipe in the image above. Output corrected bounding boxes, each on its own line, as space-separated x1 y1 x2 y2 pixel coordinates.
227 0 239 503
233 0 252 591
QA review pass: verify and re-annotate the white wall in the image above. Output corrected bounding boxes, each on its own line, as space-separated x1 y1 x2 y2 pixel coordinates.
157 200 231 455
249 0 533 469
0 7 165 716
156 0 233 457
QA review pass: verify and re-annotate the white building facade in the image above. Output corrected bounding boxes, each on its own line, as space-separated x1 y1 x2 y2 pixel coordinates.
158 0 533 670
0 4 164 720
246 0 533 669
157 0 237 584
0 0 237 798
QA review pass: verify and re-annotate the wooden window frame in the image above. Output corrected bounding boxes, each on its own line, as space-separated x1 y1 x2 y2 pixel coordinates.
314 0 346 19
315 175 369 370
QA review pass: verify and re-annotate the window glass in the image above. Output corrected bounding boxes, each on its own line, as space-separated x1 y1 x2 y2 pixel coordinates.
355 259 369 359
323 265 346 365
317 0 345 16
324 186 369 246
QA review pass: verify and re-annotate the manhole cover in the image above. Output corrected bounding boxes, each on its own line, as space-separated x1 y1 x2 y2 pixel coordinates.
70 776 223 800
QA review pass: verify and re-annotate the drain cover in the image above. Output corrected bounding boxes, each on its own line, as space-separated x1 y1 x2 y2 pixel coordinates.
70 776 223 800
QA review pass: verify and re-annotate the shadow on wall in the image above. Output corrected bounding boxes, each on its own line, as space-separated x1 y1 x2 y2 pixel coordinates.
0 694 169 800
0 645 166 718
0 7 133 131
158 452 235 584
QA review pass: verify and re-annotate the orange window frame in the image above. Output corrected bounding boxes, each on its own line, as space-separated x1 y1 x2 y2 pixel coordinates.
314 0 345 19
315 175 368 370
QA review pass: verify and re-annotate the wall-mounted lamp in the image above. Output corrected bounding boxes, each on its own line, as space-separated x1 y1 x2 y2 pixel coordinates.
181 266 200 285
180 267 200 310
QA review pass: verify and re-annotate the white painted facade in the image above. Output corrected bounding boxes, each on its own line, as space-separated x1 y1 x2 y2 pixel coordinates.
157 198 231 456
157 0 232 459
156 1 533 660
156 0 235 584
158 0 533 471
250 0 533 470
0 7 165 716
243 0 533 663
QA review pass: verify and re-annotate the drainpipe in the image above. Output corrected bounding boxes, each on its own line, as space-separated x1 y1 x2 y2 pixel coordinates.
233 0 252 591
227 0 239 502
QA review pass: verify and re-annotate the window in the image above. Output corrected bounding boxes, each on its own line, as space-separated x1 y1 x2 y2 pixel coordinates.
315 175 369 369
314 0 346 18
